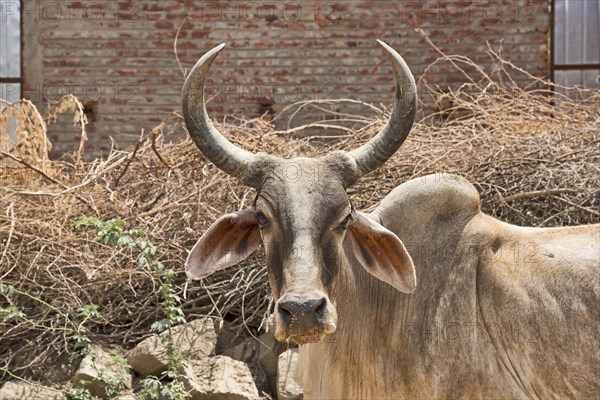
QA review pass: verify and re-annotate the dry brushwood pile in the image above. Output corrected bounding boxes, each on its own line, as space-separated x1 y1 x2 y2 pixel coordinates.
1 52 599 383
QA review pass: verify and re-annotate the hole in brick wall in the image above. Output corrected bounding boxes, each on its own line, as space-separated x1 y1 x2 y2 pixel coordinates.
82 100 97 124
258 99 274 120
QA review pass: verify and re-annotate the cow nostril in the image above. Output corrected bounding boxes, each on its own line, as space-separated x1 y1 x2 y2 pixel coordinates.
278 300 302 319
315 297 327 318
278 302 293 325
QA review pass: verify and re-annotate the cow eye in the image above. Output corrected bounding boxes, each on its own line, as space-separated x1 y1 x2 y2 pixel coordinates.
256 212 269 229
339 213 353 229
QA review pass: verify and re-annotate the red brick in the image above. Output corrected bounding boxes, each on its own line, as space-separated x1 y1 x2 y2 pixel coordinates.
155 21 174 29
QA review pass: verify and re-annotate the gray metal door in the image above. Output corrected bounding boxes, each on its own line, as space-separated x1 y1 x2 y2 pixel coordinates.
0 0 21 101
553 0 600 89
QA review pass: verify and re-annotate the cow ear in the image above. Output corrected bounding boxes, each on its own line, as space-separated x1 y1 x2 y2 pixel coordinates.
346 212 416 293
186 209 261 279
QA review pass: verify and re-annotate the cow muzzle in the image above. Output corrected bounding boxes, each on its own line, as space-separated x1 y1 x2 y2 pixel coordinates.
274 291 337 345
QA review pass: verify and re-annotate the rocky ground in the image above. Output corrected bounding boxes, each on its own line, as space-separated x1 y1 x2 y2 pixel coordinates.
0 318 303 400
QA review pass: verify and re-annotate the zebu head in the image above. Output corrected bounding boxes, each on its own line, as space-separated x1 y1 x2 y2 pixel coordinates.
184 41 417 345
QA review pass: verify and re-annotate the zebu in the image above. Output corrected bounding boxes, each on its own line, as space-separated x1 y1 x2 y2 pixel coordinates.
183 42 600 399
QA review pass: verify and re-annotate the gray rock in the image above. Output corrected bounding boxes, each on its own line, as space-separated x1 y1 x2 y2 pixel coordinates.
0 381 66 400
221 336 258 364
127 318 217 377
219 329 288 396
278 349 303 400
258 330 286 379
257 330 287 396
215 323 244 354
182 356 260 400
71 346 132 399
113 393 136 400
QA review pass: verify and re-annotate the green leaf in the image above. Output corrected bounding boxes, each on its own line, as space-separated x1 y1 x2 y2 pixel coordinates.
138 376 163 400
151 319 171 333
1 306 26 322
136 253 151 270
71 215 101 229
116 235 136 247
76 304 100 318
128 229 146 238
0 283 15 296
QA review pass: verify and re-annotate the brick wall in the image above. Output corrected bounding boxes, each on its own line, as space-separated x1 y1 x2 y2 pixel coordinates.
20 0 550 159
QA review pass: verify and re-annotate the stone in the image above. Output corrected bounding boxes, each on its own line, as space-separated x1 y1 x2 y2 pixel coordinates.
278 349 303 400
182 356 260 400
257 330 287 396
221 337 258 364
222 333 288 396
71 346 132 399
0 381 66 400
113 395 135 400
258 330 286 379
215 322 245 354
113 393 136 400
127 318 217 377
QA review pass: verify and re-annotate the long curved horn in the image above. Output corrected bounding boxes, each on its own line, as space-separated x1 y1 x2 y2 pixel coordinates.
182 43 253 178
349 40 417 176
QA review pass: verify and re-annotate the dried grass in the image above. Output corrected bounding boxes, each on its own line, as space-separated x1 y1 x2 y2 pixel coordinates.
1 49 599 383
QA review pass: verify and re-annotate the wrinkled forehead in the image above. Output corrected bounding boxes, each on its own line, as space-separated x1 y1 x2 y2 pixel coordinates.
256 157 351 220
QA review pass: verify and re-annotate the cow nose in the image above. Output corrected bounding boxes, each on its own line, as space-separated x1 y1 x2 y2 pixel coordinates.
278 297 327 330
